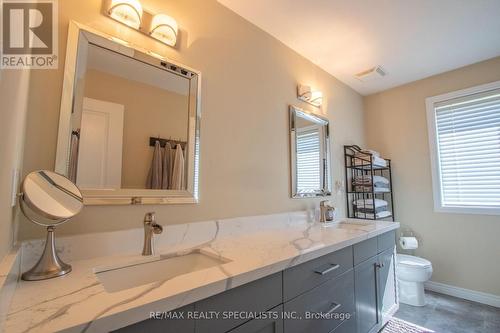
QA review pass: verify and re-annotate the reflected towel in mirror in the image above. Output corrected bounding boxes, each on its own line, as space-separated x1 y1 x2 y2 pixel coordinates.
162 142 173 189
146 140 163 189
170 144 185 190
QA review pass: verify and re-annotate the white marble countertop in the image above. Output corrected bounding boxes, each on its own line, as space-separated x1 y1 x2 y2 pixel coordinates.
3 212 399 333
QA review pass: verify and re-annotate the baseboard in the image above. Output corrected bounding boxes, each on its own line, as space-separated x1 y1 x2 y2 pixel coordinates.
425 281 500 308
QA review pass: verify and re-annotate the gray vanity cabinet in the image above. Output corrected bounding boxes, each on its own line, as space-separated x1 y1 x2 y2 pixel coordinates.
354 231 396 333
115 230 397 333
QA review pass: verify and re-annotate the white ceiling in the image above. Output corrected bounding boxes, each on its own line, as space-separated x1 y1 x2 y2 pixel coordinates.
218 0 500 95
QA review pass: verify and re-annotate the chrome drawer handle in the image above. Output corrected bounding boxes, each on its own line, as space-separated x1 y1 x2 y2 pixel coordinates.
326 302 342 314
314 263 340 275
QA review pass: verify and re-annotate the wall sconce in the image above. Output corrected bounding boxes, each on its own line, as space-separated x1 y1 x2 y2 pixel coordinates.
103 0 178 47
107 0 143 29
297 84 323 107
150 14 178 46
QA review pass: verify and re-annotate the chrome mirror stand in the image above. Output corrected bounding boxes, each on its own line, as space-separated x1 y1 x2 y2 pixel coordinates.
19 170 83 281
21 226 72 281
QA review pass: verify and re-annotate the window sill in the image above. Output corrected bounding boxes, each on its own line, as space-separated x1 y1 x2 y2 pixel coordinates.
434 205 500 216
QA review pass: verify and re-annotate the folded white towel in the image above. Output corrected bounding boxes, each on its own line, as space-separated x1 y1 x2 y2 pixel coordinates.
354 199 388 208
353 175 389 185
354 149 380 157
354 185 391 193
356 211 392 219
353 155 387 168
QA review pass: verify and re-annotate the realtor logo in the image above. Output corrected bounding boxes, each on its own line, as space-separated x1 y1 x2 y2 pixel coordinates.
1 0 58 69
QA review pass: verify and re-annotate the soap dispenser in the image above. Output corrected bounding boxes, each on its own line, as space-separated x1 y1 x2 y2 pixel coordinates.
319 200 336 223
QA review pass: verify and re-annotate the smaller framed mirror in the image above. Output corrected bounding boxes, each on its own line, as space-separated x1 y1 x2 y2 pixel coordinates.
289 105 332 198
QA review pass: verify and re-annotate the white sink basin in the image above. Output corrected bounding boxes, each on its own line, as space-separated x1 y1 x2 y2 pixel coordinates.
95 250 229 293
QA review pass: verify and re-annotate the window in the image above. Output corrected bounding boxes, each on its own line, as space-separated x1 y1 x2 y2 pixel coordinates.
296 128 321 193
426 81 500 215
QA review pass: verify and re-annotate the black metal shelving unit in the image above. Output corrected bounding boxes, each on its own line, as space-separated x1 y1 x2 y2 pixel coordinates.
344 145 395 221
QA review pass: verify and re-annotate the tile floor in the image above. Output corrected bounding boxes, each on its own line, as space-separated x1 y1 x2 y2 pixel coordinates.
394 291 500 333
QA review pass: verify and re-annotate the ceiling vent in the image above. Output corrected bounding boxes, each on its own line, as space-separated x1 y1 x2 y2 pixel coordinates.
355 66 387 82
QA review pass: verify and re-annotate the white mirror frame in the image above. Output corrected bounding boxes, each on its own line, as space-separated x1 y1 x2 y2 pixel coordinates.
289 105 332 198
55 21 201 205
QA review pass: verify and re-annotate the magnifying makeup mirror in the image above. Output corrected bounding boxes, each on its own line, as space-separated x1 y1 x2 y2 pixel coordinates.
20 170 84 281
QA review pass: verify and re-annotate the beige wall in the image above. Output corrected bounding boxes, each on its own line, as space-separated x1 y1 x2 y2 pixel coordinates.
0 69 31 260
84 69 189 188
364 57 500 295
19 0 364 240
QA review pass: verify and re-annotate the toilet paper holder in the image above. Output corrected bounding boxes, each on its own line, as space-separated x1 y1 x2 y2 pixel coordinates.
399 227 414 237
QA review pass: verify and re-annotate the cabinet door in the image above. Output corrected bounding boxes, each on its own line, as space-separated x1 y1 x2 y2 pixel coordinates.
227 305 283 333
112 304 195 333
354 256 379 333
377 248 397 325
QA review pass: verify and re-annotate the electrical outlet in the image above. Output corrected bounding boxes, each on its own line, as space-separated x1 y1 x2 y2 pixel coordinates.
11 168 20 207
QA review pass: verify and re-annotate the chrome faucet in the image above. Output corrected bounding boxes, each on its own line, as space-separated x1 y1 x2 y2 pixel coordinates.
142 212 163 256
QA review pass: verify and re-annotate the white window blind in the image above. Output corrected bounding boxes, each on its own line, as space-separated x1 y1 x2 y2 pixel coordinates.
296 129 321 192
433 87 500 210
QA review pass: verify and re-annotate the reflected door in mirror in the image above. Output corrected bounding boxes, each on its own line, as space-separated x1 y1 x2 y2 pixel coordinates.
77 98 124 189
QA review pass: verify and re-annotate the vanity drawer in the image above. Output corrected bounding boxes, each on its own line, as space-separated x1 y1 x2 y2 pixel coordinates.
377 231 396 253
226 305 283 333
195 272 282 333
353 237 377 266
283 246 353 301
283 269 355 333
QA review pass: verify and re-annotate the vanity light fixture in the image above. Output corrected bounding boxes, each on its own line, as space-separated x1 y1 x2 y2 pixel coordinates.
297 84 323 108
103 0 179 47
149 14 178 46
107 0 143 29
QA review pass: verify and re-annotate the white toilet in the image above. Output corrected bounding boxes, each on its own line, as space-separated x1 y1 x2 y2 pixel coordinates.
396 254 433 306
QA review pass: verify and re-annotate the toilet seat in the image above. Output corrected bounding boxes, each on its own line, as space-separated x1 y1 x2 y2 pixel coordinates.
397 254 431 269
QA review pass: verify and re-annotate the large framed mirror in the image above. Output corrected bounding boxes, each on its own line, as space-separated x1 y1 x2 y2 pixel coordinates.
55 22 201 205
289 105 331 198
